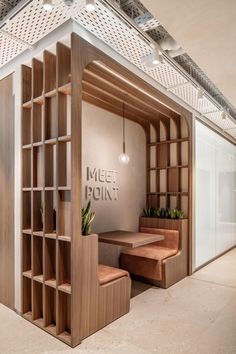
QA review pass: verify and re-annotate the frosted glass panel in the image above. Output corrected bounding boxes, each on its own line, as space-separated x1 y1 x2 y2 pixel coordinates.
195 121 236 268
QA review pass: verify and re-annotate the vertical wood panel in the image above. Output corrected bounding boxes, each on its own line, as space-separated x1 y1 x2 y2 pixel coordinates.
0 74 14 309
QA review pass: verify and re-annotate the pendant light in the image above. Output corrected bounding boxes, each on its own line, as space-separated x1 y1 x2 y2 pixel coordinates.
118 102 130 165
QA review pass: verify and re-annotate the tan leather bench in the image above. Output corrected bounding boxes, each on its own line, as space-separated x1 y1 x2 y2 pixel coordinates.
120 227 186 288
98 264 129 285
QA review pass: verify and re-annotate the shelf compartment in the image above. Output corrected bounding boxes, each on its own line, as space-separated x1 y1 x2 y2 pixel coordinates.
58 92 71 137
157 144 167 168
45 191 57 234
58 141 71 188
22 149 31 188
57 291 71 343
181 167 188 193
33 235 43 277
58 240 71 291
32 280 43 323
22 191 31 230
45 238 56 284
45 144 56 188
32 59 43 99
149 170 156 193
33 146 44 188
169 142 178 167
57 42 71 87
23 233 32 273
44 51 56 95
45 286 56 331
45 96 57 140
32 103 43 143
32 191 43 232
22 276 32 316
167 168 179 193
22 65 32 104
58 191 71 237
22 108 31 145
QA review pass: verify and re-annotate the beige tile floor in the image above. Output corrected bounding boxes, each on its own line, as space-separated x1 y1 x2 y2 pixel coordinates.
1 248 236 354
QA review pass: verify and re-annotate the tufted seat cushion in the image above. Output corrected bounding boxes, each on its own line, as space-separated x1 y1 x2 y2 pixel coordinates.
98 264 129 285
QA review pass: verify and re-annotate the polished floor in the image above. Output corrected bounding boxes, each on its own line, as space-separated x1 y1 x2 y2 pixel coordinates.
1 248 236 354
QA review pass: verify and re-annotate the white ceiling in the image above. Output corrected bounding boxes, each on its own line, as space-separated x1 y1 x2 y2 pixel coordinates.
142 0 236 108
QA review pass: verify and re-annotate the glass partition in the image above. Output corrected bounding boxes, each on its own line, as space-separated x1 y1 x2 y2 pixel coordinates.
195 121 236 268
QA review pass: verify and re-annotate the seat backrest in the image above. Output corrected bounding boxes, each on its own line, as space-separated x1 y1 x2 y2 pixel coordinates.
140 227 179 251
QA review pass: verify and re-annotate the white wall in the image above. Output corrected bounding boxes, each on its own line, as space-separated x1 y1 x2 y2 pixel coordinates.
195 121 236 268
82 102 146 234
82 102 146 268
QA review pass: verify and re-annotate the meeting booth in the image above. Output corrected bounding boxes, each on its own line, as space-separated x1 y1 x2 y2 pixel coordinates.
21 33 192 347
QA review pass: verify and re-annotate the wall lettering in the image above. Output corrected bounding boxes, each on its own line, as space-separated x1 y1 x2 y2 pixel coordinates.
85 166 119 201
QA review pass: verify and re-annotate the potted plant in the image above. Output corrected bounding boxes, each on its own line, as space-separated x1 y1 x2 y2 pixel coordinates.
140 207 187 234
81 201 95 236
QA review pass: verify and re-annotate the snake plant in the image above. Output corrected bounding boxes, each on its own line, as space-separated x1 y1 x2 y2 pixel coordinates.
82 201 95 236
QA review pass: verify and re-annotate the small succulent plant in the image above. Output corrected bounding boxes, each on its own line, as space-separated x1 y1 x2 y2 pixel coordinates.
82 201 95 236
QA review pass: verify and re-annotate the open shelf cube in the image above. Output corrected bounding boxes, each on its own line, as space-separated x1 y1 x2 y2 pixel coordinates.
57 42 71 87
45 286 56 332
58 240 71 292
22 65 32 104
22 277 32 317
32 59 43 99
33 235 43 277
22 149 31 188
58 291 71 343
45 238 56 284
45 144 56 188
45 191 57 235
45 96 57 140
23 233 32 273
33 103 43 143
58 191 71 237
157 144 167 168
58 141 71 188
32 280 43 324
44 51 56 95
32 191 43 232
22 108 31 145
22 191 31 231
33 146 44 188
58 92 71 137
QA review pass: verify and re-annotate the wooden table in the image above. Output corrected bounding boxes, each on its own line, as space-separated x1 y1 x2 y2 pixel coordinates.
98 230 164 248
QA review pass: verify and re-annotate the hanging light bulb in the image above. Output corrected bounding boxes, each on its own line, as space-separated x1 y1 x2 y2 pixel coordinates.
118 102 130 165
43 0 53 11
85 0 95 12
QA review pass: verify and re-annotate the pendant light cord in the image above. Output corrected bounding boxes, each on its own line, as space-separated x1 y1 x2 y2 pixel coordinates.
123 101 126 154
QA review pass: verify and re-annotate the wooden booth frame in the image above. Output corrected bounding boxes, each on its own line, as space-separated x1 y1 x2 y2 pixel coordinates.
21 32 193 347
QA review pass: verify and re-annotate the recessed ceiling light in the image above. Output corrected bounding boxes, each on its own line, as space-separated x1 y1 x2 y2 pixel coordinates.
86 0 95 12
43 0 53 11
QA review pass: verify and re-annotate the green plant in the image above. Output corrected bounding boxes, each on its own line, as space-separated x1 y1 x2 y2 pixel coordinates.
142 207 184 219
143 207 157 217
82 201 95 236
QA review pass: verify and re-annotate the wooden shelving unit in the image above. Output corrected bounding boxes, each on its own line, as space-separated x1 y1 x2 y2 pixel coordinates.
21 33 192 347
21 43 73 345
147 118 190 217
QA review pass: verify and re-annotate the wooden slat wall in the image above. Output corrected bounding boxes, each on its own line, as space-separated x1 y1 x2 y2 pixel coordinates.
0 74 14 309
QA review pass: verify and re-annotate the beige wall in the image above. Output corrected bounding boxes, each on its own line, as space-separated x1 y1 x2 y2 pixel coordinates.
82 102 146 266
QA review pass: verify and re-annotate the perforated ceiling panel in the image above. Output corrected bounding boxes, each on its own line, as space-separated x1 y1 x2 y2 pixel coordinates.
0 0 21 21
0 0 236 140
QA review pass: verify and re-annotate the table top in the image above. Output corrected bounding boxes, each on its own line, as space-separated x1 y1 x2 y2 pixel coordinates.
98 230 164 248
